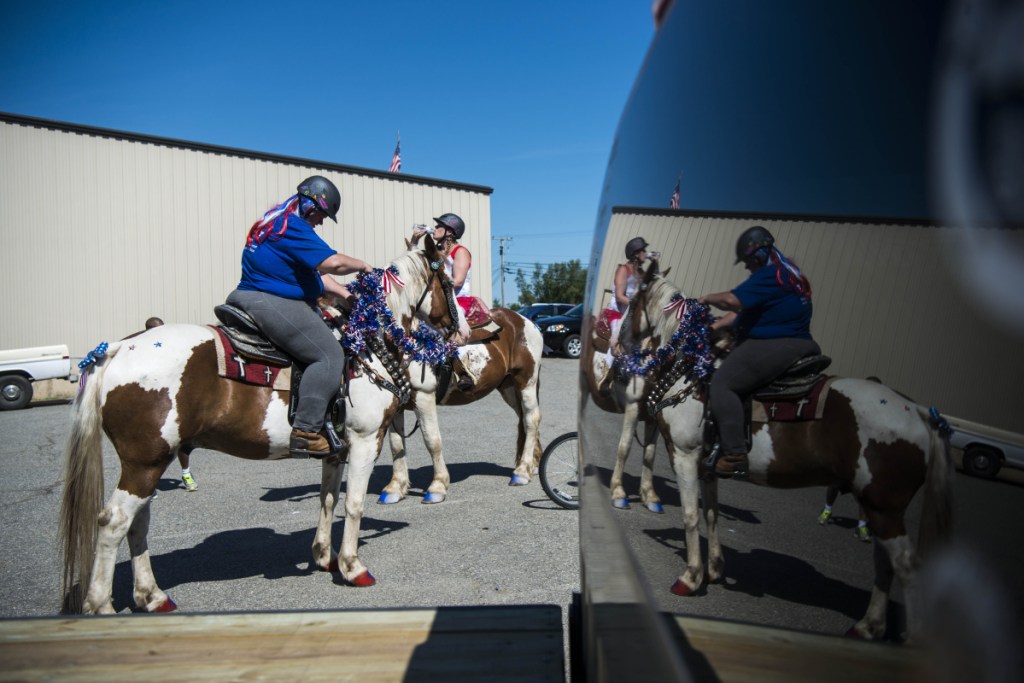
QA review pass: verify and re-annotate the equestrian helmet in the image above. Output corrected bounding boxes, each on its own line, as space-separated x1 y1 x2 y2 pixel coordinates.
625 236 649 261
433 213 466 239
735 225 775 264
297 175 341 222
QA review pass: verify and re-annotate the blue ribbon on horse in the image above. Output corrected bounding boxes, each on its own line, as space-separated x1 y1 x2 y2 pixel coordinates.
928 407 953 437
78 342 109 371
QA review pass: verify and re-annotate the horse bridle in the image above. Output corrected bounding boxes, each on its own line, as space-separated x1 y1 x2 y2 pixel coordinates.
414 256 461 339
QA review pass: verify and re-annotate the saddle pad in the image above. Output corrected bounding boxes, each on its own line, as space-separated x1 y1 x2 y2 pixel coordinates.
752 376 836 423
594 308 621 342
210 326 291 390
458 296 492 327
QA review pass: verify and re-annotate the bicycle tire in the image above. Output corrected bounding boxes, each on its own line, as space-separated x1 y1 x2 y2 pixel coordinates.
540 431 580 509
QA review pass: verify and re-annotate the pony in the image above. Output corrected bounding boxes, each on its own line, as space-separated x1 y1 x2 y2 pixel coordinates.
59 239 470 614
611 264 953 639
379 307 545 504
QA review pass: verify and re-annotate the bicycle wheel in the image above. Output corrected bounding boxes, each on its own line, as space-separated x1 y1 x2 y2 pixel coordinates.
540 431 580 509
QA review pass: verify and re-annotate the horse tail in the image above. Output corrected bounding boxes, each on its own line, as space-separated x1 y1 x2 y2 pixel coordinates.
917 406 954 559
59 342 121 613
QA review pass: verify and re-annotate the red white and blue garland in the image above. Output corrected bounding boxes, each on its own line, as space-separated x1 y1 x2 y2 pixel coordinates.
341 266 459 369
614 294 716 382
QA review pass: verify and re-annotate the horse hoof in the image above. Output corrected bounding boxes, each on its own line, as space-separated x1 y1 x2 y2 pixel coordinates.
612 497 631 510
153 596 177 612
422 491 446 504
645 501 665 514
349 570 376 588
509 474 529 486
377 491 402 505
670 579 696 596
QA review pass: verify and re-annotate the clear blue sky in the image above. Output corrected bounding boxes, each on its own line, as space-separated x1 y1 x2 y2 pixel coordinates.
0 2 655 305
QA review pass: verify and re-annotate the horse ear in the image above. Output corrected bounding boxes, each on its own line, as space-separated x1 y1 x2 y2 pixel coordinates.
404 237 412 251
424 234 438 258
663 266 671 278
643 260 659 282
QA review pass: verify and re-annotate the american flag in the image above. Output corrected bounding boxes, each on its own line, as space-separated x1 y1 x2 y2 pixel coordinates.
389 134 401 173
669 177 680 209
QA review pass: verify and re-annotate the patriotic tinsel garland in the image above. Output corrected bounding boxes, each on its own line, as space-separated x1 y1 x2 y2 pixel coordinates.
614 294 716 382
341 267 459 369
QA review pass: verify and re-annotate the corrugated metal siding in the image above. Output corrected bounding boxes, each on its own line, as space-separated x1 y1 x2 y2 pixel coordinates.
0 118 492 358
596 209 1023 433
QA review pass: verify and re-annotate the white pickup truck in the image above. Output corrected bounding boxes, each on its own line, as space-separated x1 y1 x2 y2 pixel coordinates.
0 345 75 410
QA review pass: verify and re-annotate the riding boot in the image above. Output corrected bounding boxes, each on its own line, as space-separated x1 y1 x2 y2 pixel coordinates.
290 428 345 460
453 358 477 392
715 452 749 478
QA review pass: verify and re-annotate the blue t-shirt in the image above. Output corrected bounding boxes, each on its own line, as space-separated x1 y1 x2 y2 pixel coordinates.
732 264 813 340
237 214 336 302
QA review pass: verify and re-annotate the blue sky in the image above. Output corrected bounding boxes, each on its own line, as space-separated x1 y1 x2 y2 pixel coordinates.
0 2 655 305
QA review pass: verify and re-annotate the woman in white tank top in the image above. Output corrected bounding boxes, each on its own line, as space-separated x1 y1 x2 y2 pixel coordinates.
410 212 472 298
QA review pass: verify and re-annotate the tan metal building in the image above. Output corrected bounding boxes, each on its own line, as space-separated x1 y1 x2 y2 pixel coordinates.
595 207 1023 434
0 112 493 360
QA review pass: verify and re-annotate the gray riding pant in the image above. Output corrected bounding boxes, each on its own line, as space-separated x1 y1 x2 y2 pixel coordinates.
225 289 344 433
709 336 821 454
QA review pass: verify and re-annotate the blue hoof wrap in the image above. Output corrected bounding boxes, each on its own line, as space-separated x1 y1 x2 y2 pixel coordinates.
646 501 665 514
422 491 446 504
509 474 529 486
612 497 631 510
377 491 402 505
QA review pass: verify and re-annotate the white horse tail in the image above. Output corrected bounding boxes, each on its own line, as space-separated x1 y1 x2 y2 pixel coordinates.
59 342 121 613
917 406 955 559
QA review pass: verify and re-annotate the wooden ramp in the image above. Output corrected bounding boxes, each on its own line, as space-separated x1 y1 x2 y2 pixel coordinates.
669 615 928 683
0 606 564 683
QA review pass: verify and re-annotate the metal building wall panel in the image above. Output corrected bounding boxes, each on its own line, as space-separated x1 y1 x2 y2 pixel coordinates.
1 117 492 359
596 209 1022 433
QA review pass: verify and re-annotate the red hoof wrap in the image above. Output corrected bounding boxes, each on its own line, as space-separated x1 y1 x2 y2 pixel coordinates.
153 596 177 612
349 570 376 587
670 579 695 596
845 626 867 639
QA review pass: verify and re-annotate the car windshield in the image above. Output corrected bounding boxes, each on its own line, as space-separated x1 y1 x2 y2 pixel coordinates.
565 304 582 317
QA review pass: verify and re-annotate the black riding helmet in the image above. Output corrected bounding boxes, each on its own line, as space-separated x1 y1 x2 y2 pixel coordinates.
735 225 775 264
625 236 649 261
433 213 466 240
297 175 341 223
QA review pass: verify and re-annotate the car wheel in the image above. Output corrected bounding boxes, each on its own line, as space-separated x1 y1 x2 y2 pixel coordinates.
0 375 33 411
563 334 582 359
962 445 1002 479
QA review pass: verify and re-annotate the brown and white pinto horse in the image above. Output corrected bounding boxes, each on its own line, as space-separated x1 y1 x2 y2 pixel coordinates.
618 266 953 639
59 241 470 614
379 308 544 504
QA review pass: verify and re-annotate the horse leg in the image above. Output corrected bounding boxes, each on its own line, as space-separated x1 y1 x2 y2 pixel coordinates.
378 413 411 505
126 499 175 612
82 488 151 614
702 474 724 583
312 456 345 572
638 419 664 513
415 395 450 503
666 439 706 595
336 433 379 587
850 535 897 640
609 402 639 509
498 384 540 485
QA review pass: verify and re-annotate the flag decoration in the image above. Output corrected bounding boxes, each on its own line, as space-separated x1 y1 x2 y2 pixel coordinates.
669 177 680 209
389 133 401 173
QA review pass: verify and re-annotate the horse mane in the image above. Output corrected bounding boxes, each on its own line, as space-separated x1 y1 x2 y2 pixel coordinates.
642 274 688 341
387 249 431 313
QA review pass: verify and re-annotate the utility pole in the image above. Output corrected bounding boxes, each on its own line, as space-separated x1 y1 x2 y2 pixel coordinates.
493 235 512 307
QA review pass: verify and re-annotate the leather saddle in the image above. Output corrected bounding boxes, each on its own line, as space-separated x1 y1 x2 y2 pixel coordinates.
214 304 291 366
753 354 832 401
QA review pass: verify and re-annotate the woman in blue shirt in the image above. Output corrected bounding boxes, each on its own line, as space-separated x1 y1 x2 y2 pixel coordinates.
698 226 820 477
226 175 373 458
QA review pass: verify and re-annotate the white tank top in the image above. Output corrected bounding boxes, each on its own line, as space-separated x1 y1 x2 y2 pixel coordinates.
445 245 472 297
609 265 639 313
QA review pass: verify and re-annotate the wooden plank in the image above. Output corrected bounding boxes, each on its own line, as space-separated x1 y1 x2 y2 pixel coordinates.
671 615 926 683
0 606 564 683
